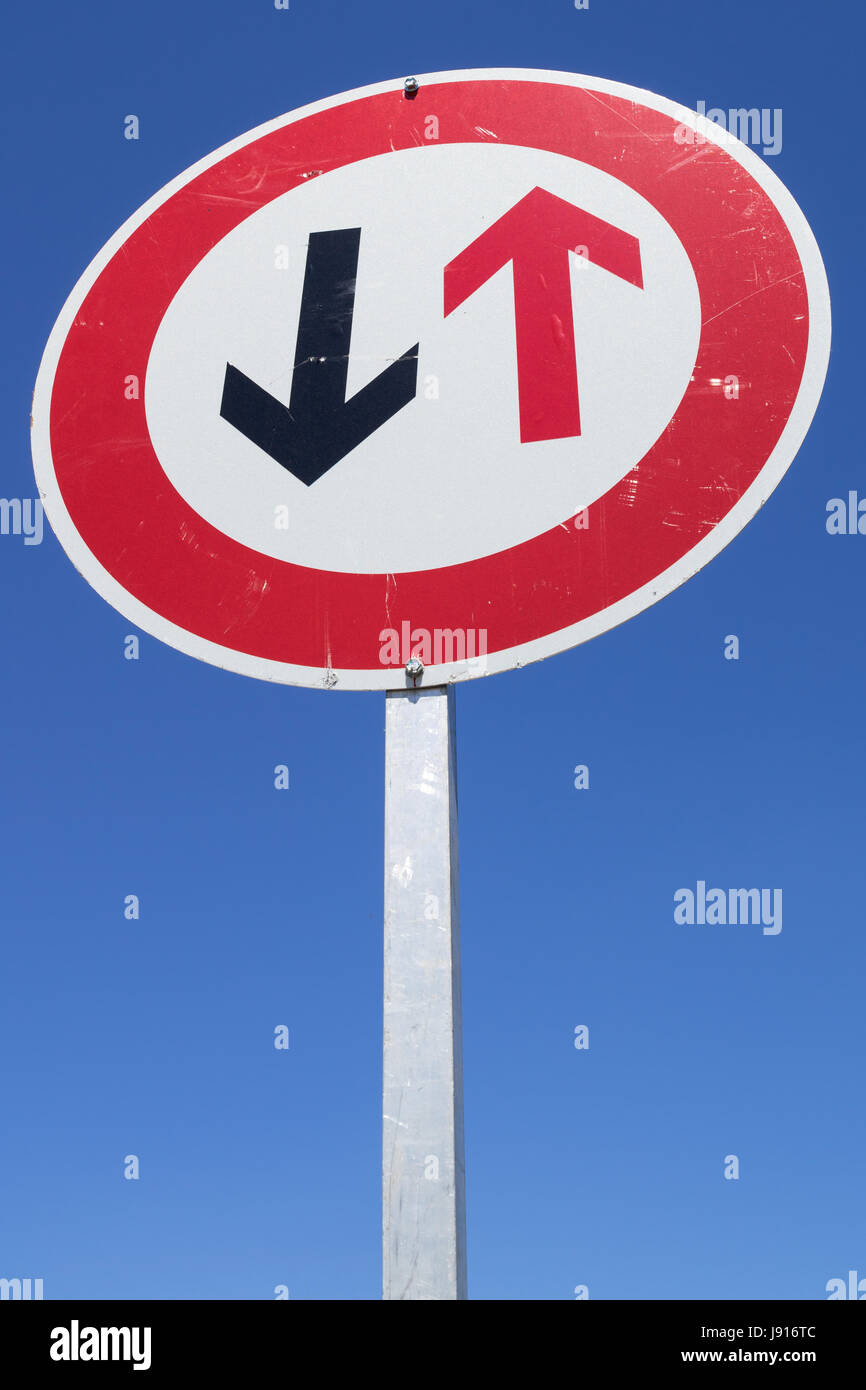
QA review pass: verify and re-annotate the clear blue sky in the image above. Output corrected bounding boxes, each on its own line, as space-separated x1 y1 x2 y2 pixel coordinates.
2 0 862 1300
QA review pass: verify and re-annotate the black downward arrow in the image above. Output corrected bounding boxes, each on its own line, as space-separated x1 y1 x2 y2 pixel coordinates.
220 228 418 486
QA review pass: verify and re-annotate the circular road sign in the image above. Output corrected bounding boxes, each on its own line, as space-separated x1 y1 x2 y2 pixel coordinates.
31 68 831 691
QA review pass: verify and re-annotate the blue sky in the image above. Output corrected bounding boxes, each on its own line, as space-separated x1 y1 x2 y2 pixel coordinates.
2 0 863 1300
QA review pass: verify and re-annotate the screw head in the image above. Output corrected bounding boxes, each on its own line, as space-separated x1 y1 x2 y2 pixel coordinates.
405 656 424 678
403 76 419 96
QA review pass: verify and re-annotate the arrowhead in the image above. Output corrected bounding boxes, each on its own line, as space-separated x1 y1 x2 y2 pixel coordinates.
445 186 643 317
222 347 418 488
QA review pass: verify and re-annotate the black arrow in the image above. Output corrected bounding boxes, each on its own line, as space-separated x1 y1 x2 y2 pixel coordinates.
220 228 418 486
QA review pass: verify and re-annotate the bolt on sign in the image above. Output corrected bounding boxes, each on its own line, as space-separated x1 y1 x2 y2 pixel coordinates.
32 69 829 689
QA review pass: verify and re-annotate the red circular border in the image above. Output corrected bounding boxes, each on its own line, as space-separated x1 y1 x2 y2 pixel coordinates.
49 80 808 670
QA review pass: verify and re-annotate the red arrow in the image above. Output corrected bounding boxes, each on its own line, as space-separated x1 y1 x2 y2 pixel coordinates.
444 186 643 444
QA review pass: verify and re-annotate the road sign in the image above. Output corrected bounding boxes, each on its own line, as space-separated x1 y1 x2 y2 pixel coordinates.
30 67 832 1304
31 69 830 692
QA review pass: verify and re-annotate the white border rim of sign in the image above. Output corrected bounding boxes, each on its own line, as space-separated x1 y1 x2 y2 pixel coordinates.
31 67 831 692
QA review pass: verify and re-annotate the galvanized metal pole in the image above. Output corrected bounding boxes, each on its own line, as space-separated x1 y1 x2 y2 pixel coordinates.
383 684 466 1300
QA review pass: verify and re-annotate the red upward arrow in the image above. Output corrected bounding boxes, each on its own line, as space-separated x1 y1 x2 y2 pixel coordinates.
444 186 643 445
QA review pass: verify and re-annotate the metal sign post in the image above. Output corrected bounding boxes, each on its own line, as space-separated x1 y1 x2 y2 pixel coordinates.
383 684 466 1300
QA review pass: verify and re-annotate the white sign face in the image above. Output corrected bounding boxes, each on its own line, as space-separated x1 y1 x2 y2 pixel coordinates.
32 69 830 690
147 143 700 574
